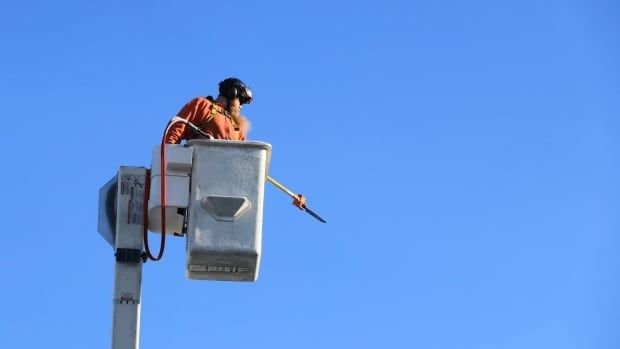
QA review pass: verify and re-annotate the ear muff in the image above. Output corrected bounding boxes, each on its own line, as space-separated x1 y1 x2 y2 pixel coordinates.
228 86 238 99
222 85 238 100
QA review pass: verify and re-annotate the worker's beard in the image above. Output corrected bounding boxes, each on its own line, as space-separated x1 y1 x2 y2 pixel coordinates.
227 105 251 135
226 104 241 119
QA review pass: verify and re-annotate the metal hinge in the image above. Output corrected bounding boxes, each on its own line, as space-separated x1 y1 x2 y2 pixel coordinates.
115 248 146 263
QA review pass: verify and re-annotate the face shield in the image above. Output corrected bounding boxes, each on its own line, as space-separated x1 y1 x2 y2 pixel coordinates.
238 86 253 105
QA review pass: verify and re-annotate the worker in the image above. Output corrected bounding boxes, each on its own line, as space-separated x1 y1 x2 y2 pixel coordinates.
165 77 251 143
165 77 307 210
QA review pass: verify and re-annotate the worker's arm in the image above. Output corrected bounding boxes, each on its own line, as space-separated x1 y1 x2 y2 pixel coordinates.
164 97 212 144
164 122 186 144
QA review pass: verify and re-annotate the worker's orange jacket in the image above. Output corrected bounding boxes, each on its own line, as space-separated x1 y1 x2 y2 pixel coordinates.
164 96 246 144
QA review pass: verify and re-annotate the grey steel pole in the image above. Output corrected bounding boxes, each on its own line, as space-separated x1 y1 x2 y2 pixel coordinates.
111 167 147 349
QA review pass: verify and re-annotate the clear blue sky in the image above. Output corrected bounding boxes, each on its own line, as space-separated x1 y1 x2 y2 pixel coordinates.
1 0 618 348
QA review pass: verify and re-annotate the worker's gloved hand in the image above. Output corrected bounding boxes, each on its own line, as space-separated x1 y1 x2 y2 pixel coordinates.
292 194 306 210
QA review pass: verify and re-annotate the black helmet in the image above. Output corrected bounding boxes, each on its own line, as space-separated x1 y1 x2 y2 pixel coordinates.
218 77 253 105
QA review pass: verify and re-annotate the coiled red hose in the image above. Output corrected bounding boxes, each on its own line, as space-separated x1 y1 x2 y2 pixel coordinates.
143 120 179 261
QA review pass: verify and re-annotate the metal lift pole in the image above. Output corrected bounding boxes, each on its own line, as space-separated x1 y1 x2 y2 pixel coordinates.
111 166 147 349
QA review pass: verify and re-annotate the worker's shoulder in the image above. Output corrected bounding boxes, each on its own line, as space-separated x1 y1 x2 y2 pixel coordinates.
186 96 213 107
180 97 215 115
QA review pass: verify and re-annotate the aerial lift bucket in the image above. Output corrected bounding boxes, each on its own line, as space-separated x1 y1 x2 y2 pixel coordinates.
148 139 271 282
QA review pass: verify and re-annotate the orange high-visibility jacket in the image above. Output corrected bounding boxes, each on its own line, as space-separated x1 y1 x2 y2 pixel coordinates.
164 96 246 144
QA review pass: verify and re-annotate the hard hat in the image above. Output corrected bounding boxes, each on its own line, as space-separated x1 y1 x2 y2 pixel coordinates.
219 77 253 105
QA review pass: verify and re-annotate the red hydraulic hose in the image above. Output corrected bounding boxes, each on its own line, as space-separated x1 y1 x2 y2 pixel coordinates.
142 168 156 259
143 120 180 261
